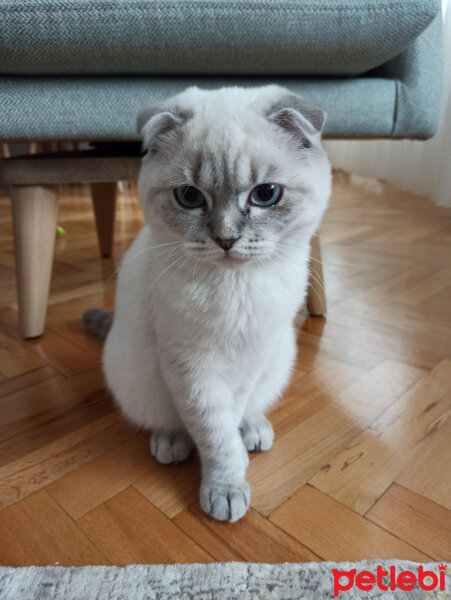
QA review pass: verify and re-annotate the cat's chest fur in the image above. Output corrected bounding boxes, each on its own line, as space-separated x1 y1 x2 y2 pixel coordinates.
143 231 308 344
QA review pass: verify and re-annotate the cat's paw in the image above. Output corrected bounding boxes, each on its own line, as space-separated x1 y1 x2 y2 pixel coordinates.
200 481 250 522
240 416 274 452
150 431 194 464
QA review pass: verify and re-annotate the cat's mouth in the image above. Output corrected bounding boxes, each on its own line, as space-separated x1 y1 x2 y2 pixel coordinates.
212 251 250 267
185 243 267 266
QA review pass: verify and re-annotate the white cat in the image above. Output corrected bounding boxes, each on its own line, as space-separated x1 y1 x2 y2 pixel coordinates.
84 85 331 522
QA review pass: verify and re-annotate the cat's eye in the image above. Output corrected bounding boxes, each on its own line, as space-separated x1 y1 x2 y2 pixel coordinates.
248 183 283 208
174 185 206 210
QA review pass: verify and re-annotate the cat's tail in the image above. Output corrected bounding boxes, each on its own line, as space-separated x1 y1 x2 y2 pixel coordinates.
82 309 114 340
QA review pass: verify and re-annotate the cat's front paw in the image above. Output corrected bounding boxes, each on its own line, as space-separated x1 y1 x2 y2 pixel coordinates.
150 431 194 464
240 416 274 452
200 480 250 522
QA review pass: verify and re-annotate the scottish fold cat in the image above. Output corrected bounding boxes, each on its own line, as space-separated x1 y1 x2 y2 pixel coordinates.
84 85 331 522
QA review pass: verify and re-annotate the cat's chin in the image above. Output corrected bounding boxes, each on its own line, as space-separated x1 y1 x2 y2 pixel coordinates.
213 253 249 269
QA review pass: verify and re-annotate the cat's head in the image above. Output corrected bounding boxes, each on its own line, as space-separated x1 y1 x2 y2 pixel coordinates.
137 85 331 267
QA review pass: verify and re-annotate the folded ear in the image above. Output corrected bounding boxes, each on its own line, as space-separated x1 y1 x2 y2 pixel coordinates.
267 93 326 149
137 105 191 154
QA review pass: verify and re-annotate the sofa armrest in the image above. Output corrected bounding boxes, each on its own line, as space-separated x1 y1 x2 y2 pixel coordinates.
373 13 443 138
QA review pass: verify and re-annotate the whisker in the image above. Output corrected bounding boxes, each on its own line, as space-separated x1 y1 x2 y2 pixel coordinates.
306 284 326 313
307 255 324 267
306 272 327 313
102 243 183 292
192 257 201 285
307 270 326 297
166 254 193 288
145 240 185 250
151 252 188 287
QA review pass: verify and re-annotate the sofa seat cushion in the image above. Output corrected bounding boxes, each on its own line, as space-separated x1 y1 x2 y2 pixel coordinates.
0 75 402 140
0 0 440 77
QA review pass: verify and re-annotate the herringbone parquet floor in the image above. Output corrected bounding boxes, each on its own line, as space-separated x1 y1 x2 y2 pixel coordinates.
0 171 450 565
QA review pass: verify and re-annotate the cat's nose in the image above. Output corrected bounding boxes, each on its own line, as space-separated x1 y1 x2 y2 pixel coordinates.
214 237 240 251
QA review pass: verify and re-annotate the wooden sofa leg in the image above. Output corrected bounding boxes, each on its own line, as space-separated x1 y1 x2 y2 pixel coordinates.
90 182 117 258
10 185 59 338
306 234 327 316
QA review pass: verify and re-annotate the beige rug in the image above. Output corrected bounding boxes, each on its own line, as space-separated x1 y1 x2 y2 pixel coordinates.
0 561 449 599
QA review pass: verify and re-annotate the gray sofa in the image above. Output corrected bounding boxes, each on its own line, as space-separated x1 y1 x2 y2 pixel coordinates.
0 0 443 338
0 0 443 139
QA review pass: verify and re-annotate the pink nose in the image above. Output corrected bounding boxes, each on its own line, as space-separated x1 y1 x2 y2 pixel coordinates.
214 237 239 251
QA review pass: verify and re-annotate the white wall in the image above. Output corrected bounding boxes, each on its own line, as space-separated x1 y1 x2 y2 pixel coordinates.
324 2 451 207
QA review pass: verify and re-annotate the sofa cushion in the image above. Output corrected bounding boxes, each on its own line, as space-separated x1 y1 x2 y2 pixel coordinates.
0 0 440 77
0 75 397 140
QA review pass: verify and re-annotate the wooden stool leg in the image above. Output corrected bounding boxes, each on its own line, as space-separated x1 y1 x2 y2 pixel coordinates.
10 185 59 338
1 143 10 158
306 234 327 316
90 182 117 258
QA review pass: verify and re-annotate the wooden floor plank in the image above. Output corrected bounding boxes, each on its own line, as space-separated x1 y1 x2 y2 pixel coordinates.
328 299 450 371
393 266 451 306
23 329 101 376
352 264 432 305
334 358 426 424
0 306 101 376
0 414 135 511
0 490 108 566
248 403 359 515
77 487 212 565
0 364 61 398
366 484 451 561
0 329 46 378
269 356 365 439
134 457 200 519
308 359 451 514
419 285 451 321
270 485 431 562
396 417 451 510
174 504 320 563
48 434 157 519
0 371 114 469
298 327 385 371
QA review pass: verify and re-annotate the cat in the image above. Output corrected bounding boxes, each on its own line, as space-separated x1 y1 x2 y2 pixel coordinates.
84 85 331 522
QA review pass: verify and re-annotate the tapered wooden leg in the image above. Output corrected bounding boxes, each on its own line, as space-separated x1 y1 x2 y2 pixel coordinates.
306 234 327 316
90 182 117 258
10 185 59 338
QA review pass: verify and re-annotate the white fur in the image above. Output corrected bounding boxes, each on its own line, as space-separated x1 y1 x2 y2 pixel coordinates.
103 86 331 522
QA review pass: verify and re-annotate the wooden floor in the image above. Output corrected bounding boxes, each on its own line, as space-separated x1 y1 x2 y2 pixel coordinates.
0 172 450 566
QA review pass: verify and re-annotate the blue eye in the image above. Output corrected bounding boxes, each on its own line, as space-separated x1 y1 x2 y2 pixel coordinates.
248 183 283 208
174 185 206 209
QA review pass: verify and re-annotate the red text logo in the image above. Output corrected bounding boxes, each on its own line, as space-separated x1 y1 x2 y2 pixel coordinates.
331 564 447 597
